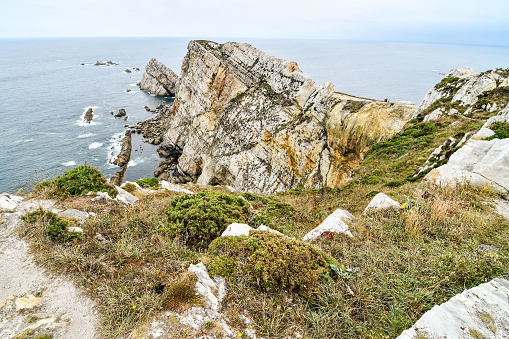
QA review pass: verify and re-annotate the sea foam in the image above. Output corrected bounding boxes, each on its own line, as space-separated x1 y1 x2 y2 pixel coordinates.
62 161 76 166
89 142 103 149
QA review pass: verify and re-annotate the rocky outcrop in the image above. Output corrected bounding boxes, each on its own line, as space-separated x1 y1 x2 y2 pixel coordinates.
424 104 509 197
114 108 127 118
302 208 354 241
84 107 94 123
413 67 509 120
112 131 132 167
397 277 509 339
156 40 415 193
139 58 178 96
363 192 401 214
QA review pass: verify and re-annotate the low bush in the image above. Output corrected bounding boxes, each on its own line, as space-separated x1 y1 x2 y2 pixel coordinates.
163 191 249 249
135 177 159 188
487 122 509 140
208 231 338 297
22 209 80 241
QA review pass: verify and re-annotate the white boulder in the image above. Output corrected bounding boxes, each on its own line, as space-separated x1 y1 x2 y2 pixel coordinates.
302 209 354 241
221 223 252 237
363 193 401 214
397 278 509 339
159 180 195 194
58 209 90 223
0 193 23 211
114 186 139 205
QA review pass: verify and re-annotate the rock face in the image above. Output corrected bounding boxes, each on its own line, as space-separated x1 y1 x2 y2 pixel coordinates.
413 67 509 120
157 40 415 193
112 131 132 167
397 277 509 339
139 58 178 96
425 104 509 197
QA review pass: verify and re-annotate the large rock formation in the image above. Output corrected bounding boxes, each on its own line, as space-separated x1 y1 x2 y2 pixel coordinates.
155 40 415 193
139 58 178 96
424 104 509 197
413 67 509 120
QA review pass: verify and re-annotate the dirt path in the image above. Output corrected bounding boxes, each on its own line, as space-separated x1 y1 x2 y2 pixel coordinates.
0 199 98 339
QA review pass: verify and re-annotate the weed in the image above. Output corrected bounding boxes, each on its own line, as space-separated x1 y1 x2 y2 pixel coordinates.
22 209 80 241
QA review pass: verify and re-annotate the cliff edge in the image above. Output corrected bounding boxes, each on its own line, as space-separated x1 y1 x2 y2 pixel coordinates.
155 40 415 193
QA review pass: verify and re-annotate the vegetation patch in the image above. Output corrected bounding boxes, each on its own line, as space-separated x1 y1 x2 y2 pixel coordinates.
208 231 337 297
241 192 294 232
486 122 509 140
163 191 249 249
135 177 159 189
34 165 115 198
21 209 80 241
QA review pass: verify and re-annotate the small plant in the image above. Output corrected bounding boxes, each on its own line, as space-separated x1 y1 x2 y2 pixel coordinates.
208 231 338 297
135 177 159 188
122 183 137 193
163 191 249 249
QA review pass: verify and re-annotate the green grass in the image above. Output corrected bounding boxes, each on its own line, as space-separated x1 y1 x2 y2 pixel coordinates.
135 177 159 188
486 122 509 140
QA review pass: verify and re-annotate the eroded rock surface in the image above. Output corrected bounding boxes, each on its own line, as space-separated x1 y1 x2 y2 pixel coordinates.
303 208 354 241
397 278 509 339
139 58 179 96
425 104 509 197
112 130 132 167
156 40 415 193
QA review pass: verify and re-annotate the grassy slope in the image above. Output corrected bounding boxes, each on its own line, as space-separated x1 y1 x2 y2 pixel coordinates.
19 76 509 338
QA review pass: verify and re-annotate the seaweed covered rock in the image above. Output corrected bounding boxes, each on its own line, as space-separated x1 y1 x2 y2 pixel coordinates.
208 231 337 297
163 191 249 248
156 40 415 193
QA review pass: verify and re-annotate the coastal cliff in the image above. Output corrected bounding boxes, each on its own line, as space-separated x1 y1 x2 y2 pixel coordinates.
156 40 415 193
139 58 178 96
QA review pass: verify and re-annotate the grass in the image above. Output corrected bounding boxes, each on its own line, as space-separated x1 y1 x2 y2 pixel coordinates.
18 94 509 337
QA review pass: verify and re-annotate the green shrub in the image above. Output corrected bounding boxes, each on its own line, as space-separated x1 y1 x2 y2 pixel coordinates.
135 177 159 188
55 165 113 196
122 183 137 193
22 209 79 241
163 191 249 249
208 231 338 297
487 122 509 140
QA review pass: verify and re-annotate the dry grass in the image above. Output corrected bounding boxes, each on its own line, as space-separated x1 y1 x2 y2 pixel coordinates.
18 112 509 338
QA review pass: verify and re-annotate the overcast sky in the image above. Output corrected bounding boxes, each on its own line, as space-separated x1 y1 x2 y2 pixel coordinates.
1 0 508 46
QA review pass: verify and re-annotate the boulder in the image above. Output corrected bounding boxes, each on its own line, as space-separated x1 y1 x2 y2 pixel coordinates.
155 40 415 193
221 223 252 237
159 180 195 194
188 262 225 313
114 108 127 118
139 58 178 96
83 107 93 124
302 208 354 241
0 193 23 211
424 104 509 197
58 209 90 223
124 68 131 73
363 193 401 214
114 186 138 205
397 278 509 339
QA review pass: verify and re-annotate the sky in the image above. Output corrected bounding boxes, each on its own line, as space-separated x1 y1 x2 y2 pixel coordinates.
1 0 508 46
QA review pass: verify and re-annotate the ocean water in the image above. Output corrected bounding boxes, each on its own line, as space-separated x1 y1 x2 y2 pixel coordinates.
1 37 508 193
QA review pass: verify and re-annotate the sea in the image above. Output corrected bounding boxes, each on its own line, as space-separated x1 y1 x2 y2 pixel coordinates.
1 37 508 193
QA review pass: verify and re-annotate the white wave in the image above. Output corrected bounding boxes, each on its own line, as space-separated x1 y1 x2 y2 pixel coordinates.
62 161 76 166
129 82 139 87
14 138 33 144
78 133 95 139
89 142 103 149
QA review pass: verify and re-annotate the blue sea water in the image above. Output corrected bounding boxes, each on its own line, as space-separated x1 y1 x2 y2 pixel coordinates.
0 37 508 193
